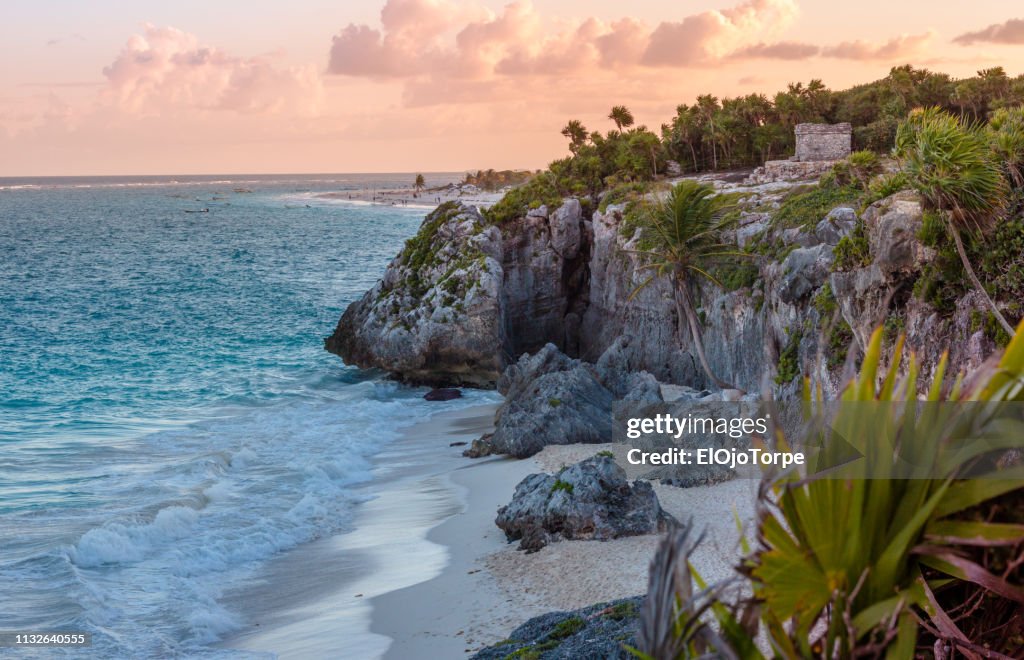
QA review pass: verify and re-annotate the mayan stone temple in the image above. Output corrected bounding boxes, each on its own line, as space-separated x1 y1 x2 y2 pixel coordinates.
746 122 852 184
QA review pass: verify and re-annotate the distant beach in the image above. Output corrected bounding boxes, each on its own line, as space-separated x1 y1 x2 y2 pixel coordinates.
315 184 505 210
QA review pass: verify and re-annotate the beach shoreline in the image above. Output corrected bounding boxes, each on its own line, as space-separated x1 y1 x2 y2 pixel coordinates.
219 401 758 659
314 185 505 210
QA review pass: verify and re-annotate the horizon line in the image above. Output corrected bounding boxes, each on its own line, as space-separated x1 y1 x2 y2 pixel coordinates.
0 169 542 180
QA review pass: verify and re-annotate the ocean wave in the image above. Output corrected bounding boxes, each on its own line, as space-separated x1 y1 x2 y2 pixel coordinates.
33 387 495 656
71 505 199 567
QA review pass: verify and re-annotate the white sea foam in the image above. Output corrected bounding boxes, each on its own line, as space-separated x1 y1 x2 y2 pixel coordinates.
71 505 199 567
53 384 497 656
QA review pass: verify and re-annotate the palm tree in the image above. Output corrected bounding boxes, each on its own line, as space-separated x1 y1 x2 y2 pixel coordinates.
895 107 1015 335
414 173 425 192
560 119 588 155
989 105 1024 188
608 105 635 132
695 95 720 170
628 180 744 391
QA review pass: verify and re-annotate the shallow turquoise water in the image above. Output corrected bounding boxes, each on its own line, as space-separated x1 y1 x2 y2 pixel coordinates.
0 174 494 656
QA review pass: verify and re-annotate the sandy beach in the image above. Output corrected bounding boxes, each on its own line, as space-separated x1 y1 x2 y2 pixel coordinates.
219 401 757 659
315 185 505 210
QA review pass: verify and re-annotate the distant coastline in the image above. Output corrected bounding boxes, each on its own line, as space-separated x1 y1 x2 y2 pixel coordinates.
315 183 504 210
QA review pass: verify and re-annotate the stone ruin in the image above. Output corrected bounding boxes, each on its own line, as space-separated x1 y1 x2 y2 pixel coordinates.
746 122 852 184
795 123 853 161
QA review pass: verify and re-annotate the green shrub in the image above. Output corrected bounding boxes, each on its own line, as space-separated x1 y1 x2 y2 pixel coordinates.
774 329 802 385
598 181 650 212
605 601 639 621
862 171 908 206
503 646 544 660
825 150 882 191
616 200 649 243
979 212 1024 327
484 173 564 225
812 282 837 317
710 259 760 291
825 319 854 369
549 617 585 640
831 220 871 271
773 184 862 230
971 310 1013 346
912 210 969 313
550 479 574 495
812 284 853 369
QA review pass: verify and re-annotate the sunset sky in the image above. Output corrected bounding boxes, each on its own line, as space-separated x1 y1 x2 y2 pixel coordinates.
2 0 1023 176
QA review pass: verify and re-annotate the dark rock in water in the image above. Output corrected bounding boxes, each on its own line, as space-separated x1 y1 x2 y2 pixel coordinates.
463 435 494 458
424 387 461 401
495 456 674 552
471 596 642 660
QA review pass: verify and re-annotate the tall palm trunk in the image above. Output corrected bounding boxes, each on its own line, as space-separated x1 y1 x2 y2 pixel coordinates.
674 277 739 391
948 221 1015 335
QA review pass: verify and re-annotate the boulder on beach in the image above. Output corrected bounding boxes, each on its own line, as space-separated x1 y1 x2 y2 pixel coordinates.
470 596 642 660
490 345 613 458
495 455 675 552
489 344 662 458
462 435 495 458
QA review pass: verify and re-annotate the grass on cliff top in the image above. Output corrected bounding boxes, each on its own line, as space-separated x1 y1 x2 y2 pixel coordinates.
484 173 564 225
772 183 861 230
399 201 461 271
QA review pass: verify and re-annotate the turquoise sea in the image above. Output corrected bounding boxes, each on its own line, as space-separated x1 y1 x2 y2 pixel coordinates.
0 174 492 657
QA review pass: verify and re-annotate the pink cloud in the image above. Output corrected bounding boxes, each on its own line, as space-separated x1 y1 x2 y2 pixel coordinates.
954 18 1024 45
822 31 935 60
731 41 820 60
323 1 952 108
328 0 806 88
594 18 648 68
327 0 485 77
103 24 323 116
642 0 799 66
326 0 944 99
495 18 604 76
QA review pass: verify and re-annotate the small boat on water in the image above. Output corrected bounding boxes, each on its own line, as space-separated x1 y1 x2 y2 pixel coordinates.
184 208 210 213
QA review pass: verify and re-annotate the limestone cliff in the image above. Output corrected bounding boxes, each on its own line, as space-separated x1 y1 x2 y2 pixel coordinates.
499 199 590 358
324 202 505 386
327 184 1000 397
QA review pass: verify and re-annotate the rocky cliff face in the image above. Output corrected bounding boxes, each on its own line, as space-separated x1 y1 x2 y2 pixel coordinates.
324 202 505 386
580 206 698 384
828 194 997 385
500 200 591 358
327 184 1000 397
